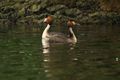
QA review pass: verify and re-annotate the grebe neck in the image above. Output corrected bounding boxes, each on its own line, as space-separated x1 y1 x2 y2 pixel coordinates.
69 27 77 43
42 24 50 38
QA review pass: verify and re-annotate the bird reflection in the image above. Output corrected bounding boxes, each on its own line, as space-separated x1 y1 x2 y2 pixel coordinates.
42 45 79 80
42 41 76 53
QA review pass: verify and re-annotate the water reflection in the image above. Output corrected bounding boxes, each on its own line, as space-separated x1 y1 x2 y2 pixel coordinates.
43 48 50 54
42 45 79 80
42 40 76 54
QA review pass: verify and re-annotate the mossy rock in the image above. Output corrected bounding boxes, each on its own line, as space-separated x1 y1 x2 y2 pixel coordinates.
76 0 83 7
47 5 66 12
0 13 2 19
88 12 100 18
13 3 23 9
18 8 25 17
80 16 89 23
30 4 40 12
64 8 81 17
38 13 49 19
39 0 50 9
32 13 49 19
0 13 9 19
106 12 120 24
1 6 15 14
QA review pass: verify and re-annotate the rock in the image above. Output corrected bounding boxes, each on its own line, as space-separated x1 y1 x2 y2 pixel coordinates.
1 6 15 14
18 8 25 17
88 12 100 18
80 16 89 23
0 0 120 24
76 0 83 7
47 5 66 12
31 4 40 12
64 8 81 17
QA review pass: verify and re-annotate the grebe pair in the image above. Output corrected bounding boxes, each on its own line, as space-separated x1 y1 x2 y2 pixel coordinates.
42 15 78 48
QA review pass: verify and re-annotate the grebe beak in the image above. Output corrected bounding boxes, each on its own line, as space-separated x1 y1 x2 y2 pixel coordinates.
72 21 76 25
43 18 47 23
72 21 80 26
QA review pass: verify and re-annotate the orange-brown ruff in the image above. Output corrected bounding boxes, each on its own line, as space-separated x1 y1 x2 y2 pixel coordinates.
42 16 77 47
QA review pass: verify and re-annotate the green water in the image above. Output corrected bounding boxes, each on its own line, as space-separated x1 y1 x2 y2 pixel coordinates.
0 24 120 80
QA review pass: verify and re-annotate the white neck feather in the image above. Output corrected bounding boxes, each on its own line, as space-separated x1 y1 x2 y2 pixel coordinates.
69 27 77 43
42 24 50 38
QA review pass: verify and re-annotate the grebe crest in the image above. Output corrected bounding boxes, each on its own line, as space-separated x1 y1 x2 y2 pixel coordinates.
43 15 53 25
67 19 76 28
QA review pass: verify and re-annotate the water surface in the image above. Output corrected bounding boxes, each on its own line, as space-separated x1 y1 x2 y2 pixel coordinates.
0 24 120 80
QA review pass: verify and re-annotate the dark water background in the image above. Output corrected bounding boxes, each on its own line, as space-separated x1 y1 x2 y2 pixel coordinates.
0 23 120 80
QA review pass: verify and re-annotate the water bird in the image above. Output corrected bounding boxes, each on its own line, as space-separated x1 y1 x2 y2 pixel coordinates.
42 15 79 48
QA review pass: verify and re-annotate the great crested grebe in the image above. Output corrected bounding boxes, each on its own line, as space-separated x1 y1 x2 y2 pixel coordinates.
42 15 78 48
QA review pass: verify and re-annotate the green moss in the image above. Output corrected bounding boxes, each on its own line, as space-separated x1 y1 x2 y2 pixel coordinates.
47 5 66 13
0 0 120 24
30 4 40 12
18 8 25 17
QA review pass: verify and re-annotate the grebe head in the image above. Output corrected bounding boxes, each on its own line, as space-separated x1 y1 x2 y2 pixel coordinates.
43 15 53 25
67 19 76 28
